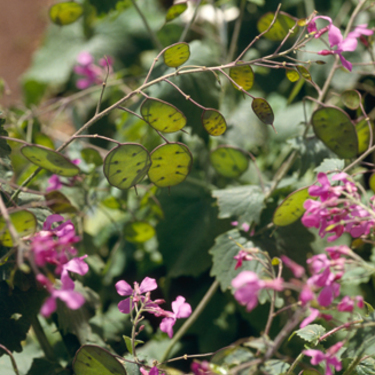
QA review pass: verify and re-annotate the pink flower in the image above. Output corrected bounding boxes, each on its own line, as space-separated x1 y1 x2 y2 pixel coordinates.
159 296 192 338
300 307 320 328
299 285 315 305
281 255 305 278
234 250 253 270
140 367 163 375
46 175 63 192
337 295 364 312
116 277 158 314
304 342 343 375
232 271 283 312
191 361 212 375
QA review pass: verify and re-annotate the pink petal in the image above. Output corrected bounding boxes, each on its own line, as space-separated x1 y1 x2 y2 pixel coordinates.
340 37 358 52
280 255 305 278
118 298 131 314
77 51 94 65
63 255 89 276
40 296 57 317
338 53 352 71
61 269 75 290
55 290 85 309
232 271 260 288
115 280 133 296
328 24 343 47
139 277 158 294
160 317 176 338
172 296 192 318
303 349 326 365
76 79 92 90
300 308 320 328
43 214 64 230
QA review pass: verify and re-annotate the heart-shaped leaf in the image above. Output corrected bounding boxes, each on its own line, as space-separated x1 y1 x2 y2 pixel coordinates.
141 98 187 133
210 146 249 178
148 142 192 187
312 106 358 159
0 210 37 247
229 63 254 91
49 2 84 26
103 143 151 190
163 42 190 68
201 109 227 136
21 145 80 177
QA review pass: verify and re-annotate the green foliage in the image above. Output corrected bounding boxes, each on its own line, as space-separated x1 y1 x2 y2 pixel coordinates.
201 109 227 136
294 325 326 345
229 63 254 91
49 2 84 26
341 89 361 110
162 42 190 68
261 360 290 375
210 146 249 179
257 12 296 41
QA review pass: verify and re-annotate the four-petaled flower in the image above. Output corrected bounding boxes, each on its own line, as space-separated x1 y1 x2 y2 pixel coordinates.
304 342 343 375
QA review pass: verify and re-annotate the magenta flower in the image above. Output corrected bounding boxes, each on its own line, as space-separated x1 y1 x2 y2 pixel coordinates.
299 285 315 305
300 307 320 328
337 295 364 312
46 175 63 192
191 361 212 375
140 367 163 375
304 342 343 375
159 296 192 338
116 277 157 314
232 271 283 312
234 250 253 270
280 255 305 278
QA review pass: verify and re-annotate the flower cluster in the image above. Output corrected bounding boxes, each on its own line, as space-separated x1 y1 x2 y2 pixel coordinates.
307 16 373 71
30 214 88 317
304 342 343 375
116 277 192 338
74 51 113 89
302 172 375 241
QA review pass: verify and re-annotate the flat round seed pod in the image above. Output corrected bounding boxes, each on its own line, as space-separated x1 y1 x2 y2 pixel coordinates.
49 2 84 26
73 345 126 375
21 145 80 177
312 106 358 159
45 191 77 214
124 221 155 243
229 63 254 91
166 2 188 22
257 12 296 41
296 65 312 81
357 119 374 154
0 210 37 247
163 42 190 68
286 69 300 82
210 146 249 179
369 173 375 193
273 187 315 226
103 143 151 190
252 98 276 132
201 109 227 136
341 89 361 110
148 143 192 187
141 98 187 133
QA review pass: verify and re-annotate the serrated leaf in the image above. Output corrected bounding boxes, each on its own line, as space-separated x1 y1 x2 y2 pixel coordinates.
312 106 358 159
210 146 249 178
103 143 151 190
273 187 313 227
357 119 374 154
209 229 266 291
213 185 265 225
257 12 296 41
295 324 326 345
356 357 375 375
252 98 275 131
0 210 37 247
21 145 80 177
201 109 227 136
342 89 361 110
297 65 311 81
81 148 103 167
286 69 300 82
262 360 290 375
45 191 77 214
314 158 345 173
165 2 188 22
124 221 155 243
141 98 187 133
229 63 254 91
49 2 84 26
163 42 190 68
73 345 126 375
148 143 192 187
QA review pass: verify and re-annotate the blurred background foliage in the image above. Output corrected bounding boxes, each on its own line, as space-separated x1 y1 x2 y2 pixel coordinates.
2 0 375 373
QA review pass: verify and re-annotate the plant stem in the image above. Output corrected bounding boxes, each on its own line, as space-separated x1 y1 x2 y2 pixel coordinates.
227 0 246 63
179 0 202 43
160 280 219 363
286 352 304 375
30 315 56 362
0 344 20 375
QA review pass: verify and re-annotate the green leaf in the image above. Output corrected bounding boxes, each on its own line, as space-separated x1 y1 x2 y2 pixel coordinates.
33 133 54 149
342 89 361 110
209 229 266 291
165 2 188 22
295 324 326 345
252 97 276 132
103 143 151 190
124 222 155 243
229 63 254 91
0 210 37 247
311 106 358 159
257 12 296 41
21 145 80 177
73 345 126 375
81 148 103 167
296 65 312 81
201 109 227 136
356 119 374 154
261 360 290 375
210 146 249 178
141 98 187 133
314 158 345 174
356 357 375 375
49 2 84 26
213 185 265 225
148 143 192 188
123 335 143 355
286 69 300 82
273 187 313 227
342 312 375 358
163 42 190 68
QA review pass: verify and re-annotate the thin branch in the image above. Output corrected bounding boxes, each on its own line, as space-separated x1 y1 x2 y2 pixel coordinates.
179 0 202 43
117 106 144 120
72 134 122 144
0 344 20 375
95 56 111 115
227 0 246 63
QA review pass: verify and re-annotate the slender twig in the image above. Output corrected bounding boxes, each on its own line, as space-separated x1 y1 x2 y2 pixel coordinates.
160 280 219 363
95 56 111 115
0 344 20 375
73 134 122 144
130 0 162 50
286 352 304 375
227 0 246 63
179 0 202 43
